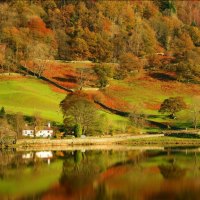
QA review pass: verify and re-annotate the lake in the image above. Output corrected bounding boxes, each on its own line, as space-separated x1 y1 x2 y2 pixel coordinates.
0 146 200 200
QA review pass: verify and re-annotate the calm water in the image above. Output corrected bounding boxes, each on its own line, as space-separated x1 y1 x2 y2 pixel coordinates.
1 147 200 200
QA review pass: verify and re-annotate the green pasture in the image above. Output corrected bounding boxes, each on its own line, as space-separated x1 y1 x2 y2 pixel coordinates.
0 78 66 122
0 77 129 129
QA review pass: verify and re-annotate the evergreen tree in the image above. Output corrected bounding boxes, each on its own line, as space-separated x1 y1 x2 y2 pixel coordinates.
0 107 5 118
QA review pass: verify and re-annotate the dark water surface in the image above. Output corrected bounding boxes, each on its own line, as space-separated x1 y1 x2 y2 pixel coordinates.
0 147 200 200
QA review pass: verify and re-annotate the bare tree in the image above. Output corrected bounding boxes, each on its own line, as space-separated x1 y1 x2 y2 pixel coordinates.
29 43 54 77
190 97 200 129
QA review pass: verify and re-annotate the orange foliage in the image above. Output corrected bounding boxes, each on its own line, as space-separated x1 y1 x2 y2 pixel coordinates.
144 102 160 111
95 91 133 112
28 17 53 36
103 18 112 33
50 85 69 94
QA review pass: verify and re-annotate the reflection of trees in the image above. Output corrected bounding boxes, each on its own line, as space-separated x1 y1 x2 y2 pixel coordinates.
0 149 22 179
93 182 128 200
60 150 145 191
60 150 99 189
159 159 186 179
0 149 52 179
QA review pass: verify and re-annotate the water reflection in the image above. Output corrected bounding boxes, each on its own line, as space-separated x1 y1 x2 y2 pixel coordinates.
159 158 187 180
0 147 200 199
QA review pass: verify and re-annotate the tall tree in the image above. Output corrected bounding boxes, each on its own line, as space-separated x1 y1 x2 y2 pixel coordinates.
60 92 99 135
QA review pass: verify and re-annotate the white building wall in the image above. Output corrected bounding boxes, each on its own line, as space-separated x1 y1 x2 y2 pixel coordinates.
35 130 53 138
22 130 34 137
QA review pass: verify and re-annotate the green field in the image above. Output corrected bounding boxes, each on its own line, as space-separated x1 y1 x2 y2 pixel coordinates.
0 69 199 132
0 77 127 128
0 77 66 122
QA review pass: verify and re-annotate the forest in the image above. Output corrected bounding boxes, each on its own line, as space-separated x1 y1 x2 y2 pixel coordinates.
1 0 200 136
0 0 200 81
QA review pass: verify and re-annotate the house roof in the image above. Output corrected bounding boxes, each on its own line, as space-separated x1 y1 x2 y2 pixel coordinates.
23 126 53 131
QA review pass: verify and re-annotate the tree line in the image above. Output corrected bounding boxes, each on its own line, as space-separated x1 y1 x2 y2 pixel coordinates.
0 1 200 82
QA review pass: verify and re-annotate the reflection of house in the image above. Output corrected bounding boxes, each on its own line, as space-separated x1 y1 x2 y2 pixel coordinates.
22 151 53 165
36 151 53 158
22 151 53 159
22 152 34 159
22 123 53 138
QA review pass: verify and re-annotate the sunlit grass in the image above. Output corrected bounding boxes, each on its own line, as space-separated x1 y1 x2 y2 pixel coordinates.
0 78 65 122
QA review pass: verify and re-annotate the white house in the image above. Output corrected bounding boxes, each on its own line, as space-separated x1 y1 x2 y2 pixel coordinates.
35 129 53 138
22 122 53 138
22 129 34 137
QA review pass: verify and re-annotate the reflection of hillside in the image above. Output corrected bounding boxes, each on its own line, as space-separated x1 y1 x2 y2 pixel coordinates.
142 180 200 200
41 150 145 200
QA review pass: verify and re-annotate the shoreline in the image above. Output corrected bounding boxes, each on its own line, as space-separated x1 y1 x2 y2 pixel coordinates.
10 134 200 150
16 134 164 147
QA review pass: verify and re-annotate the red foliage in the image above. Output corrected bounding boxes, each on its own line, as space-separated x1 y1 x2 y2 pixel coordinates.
28 17 53 36
95 91 133 112
108 85 129 92
103 18 112 33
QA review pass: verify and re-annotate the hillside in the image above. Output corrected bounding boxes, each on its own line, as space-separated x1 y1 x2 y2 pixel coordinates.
1 1 200 134
0 74 127 131
0 75 66 122
38 61 200 131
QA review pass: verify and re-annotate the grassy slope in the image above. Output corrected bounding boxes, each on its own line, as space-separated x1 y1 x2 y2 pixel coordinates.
2 61 200 131
0 77 66 122
0 76 126 129
104 72 200 130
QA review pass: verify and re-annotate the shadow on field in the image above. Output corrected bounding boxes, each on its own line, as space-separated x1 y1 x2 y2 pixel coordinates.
150 72 176 81
53 75 77 83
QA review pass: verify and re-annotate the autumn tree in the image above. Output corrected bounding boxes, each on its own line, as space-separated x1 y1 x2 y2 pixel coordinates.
0 118 15 137
159 97 187 118
29 42 54 77
60 92 100 135
93 64 111 88
7 112 25 138
32 112 46 135
129 105 146 129
175 49 200 82
147 54 162 70
76 67 93 90
187 26 200 47
115 53 143 80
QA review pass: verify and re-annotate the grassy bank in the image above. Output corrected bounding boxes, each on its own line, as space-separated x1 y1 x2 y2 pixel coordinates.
124 136 200 146
12 134 200 149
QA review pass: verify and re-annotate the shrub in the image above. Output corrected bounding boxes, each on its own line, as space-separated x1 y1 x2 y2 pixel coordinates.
74 123 82 137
